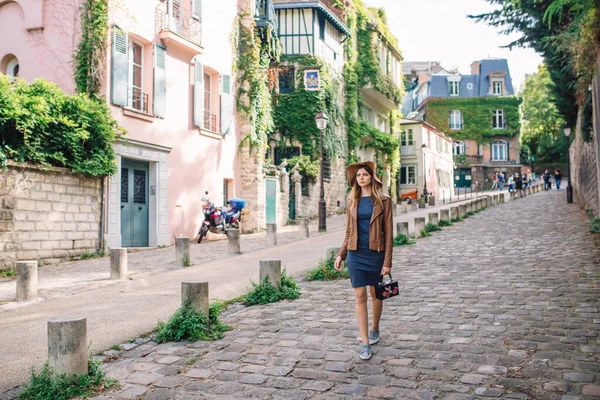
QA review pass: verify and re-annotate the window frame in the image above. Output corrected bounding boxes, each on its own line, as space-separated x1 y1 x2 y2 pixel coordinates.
449 110 462 130
128 39 144 112
400 165 417 185
401 129 414 147
493 80 503 95
448 81 459 96
492 109 505 129
453 140 465 156
491 140 508 161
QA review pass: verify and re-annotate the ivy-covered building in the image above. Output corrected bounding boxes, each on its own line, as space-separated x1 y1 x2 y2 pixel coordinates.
402 59 523 189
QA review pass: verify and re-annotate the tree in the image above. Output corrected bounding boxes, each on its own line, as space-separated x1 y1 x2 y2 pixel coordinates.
520 64 567 164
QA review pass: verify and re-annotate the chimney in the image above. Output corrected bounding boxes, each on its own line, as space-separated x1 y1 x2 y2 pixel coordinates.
470 61 480 75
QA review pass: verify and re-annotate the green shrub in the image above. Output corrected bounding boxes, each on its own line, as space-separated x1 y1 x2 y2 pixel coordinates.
18 358 115 400
306 257 349 281
0 270 16 278
591 217 600 233
244 269 300 306
466 211 475 216
425 223 441 233
393 233 416 247
481 207 487 211
419 230 431 238
154 302 232 343
438 219 453 227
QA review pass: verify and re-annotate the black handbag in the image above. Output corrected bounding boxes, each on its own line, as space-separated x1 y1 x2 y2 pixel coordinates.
375 273 399 300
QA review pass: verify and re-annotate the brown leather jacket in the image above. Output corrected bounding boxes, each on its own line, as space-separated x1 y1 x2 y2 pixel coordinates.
337 195 394 270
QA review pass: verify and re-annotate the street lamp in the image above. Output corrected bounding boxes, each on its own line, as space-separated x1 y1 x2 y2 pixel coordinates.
315 111 329 231
564 123 573 203
421 143 428 202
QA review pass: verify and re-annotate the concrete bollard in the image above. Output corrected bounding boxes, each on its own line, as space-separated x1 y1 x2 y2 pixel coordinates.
227 229 241 254
181 281 209 317
299 218 309 238
414 218 426 237
418 198 427 209
428 196 436 206
175 237 190 266
492 195 499 205
16 261 38 302
110 248 128 280
392 204 398 216
260 260 282 286
510 191 516 200
466 202 472 214
48 316 88 375
458 204 467 218
486 196 493 207
266 223 277 246
326 247 340 262
401 201 408 214
450 207 459 220
440 209 450 222
528 187 532 195
499 193 505 203
471 201 478 211
396 222 409 237
428 212 439 225
410 202 418 212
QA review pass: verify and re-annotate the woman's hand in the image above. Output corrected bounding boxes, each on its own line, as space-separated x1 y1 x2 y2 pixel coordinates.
381 266 391 276
334 256 343 271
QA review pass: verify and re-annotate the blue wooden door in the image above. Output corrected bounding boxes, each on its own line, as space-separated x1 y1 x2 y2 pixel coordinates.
121 159 149 247
265 178 277 225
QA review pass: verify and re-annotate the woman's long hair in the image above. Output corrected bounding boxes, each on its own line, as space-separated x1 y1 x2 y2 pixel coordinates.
348 166 384 211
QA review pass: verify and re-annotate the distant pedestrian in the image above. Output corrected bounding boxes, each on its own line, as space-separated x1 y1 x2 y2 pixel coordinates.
555 169 562 190
491 172 498 190
507 175 515 192
514 173 524 198
335 161 393 361
498 171 505 191
543 169 551 191
522 173 529 197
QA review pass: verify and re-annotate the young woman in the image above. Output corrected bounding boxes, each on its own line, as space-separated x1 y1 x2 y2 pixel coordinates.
334 161 393 360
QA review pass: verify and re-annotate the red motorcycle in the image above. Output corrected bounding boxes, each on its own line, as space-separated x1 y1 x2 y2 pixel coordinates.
197 193 245 243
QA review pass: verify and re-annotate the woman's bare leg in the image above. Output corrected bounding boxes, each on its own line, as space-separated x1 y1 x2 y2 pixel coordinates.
369 286 383 331
354 287 369 344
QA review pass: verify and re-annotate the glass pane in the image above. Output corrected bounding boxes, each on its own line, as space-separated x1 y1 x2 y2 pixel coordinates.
134 170 146 204
133 65 142 88
133 43 142 65
408 167 415 184
400 167 407 184
121 168 128 203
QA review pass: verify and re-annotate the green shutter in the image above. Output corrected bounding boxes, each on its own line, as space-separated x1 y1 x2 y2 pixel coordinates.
220 74 233 134
193 0 202 19
153 44 167 118
193 59 204 128
111 26 128 107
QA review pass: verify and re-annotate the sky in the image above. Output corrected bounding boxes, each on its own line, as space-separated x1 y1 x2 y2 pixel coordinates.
365 0 544 91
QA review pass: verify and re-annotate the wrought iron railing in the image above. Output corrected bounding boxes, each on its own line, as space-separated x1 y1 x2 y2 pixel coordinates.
465 155 483 163
400 145 416 157
204 110 216 132
128 87 149 114
254 0 278 32
155 0 202 46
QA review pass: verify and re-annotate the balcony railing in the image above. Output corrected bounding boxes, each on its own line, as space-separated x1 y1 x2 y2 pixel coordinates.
465 155 483 163
128 87 149 114
254 0 278 32
204 110 216 132
400 145 416 157
155 0 202 46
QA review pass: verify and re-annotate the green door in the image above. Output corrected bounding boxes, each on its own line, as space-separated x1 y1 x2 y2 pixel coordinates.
454 168 472 188
288 179 296 221
121 159 149 247
265 178 277 225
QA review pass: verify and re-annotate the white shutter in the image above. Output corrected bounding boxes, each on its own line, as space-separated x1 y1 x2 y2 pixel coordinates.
193 60 204 128
153 44 167 118
220 74 233 134
111 26 128 107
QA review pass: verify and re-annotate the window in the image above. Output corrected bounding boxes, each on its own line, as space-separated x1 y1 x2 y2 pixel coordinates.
449 110 462 130
401 129 414 146
203 72 216 131
318 12 325 40
376 114 387 132
453 140 465 156
448 81 459 96
493 81 503 95
2 56 19 82
362 107 375 127
128 41 145 112
400 165 416 185
491 140 508 161
492 109 505 129
278 67 294 94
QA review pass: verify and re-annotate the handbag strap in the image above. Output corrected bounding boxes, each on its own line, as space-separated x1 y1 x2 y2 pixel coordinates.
378 272 393 285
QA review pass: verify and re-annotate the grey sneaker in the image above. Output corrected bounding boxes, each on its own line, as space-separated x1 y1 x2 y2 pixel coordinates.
359 344 373 360
368 329 380 345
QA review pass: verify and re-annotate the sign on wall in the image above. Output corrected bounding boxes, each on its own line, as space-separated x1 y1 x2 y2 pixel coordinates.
304 69 320 91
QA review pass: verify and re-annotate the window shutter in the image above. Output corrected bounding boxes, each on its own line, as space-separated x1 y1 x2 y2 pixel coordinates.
220 74 233 134
153 44 167 118
193 0 202 19
193 59 204 128
111 26 128 107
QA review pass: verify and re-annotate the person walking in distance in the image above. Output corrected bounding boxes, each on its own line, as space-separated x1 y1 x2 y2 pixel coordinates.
543 169 552 191
491 172 498 190
514 173 524 198
334 161 393 360
498 171 505 191
554 169 562 190
522 173 529 196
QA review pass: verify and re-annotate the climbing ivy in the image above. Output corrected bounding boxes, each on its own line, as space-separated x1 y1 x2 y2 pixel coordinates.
74 0 108 98
425 97 522 143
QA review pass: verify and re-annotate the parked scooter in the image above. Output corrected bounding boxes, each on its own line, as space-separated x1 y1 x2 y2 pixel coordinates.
197 192 245 243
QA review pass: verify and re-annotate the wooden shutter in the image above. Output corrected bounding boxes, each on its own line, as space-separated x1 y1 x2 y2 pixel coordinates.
111 26 128 107
193 59 204 128
153 44 167 118
220 74 233 134
193 0 202 19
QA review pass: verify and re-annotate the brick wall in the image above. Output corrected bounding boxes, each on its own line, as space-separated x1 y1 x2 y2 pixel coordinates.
0 163 102 271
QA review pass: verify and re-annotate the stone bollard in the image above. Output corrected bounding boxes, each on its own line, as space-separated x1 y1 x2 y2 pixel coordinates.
440 209 450 222
428 196 436 206
472 201 478 211
492 195 499 205
418 198 427 209
401 201 408 214
266 223 277 246
227 229 241 254
392 204 398 216
16 261 38 302
466 202 472 214
486 196 493 207
528 187 532 195
410 202 418 212
48 316 88 375
450 207 459 220
326 247 340 262
510 191 516 200
110 248 128 280
458 204 467 218
396 222 409 237
260 260 282 286
414 217 426 237
175 237 190 267
428 212 439 225
499 193 505 204
181 281 209 317
299 218 309 238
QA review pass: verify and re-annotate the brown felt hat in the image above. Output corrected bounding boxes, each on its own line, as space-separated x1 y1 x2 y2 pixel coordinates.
346 161 383 187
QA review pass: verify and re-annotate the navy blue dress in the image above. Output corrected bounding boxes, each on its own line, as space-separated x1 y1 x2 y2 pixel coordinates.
346 196 385 288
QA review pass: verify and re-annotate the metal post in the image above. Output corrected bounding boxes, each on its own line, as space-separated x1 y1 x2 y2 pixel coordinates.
566 135 573 203
318 127 327 231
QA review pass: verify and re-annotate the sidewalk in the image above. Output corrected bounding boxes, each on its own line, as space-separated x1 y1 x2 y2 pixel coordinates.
0 188 516 392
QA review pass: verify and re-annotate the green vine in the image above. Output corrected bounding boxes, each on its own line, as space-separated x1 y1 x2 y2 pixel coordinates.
75 0 108 98
285 155 319 180
425 97 522 143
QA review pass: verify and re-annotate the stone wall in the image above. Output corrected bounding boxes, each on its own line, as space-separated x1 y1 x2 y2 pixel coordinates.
0 163 102 271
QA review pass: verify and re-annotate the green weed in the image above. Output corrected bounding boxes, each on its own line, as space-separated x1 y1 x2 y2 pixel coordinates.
466 211 475 216
393 233 416 247
244 270 300 306
425 223 441 233
0 270 16 278
438 219 453 227
590 217 600 233
419 230 431 238
306 258 349 281
109 344 120 351
154 302 232 343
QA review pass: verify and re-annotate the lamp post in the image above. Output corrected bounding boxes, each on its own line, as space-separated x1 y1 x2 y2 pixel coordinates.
564 123 573 203
315 111 329 231
421 143 428 202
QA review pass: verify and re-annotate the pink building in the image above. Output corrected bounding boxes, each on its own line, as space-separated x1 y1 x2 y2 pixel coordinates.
0 0 239 248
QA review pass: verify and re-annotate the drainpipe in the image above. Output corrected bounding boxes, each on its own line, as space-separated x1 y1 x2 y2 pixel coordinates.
99 176 106 255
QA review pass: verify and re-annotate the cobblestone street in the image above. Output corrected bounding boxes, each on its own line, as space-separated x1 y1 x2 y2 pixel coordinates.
84 190 600 400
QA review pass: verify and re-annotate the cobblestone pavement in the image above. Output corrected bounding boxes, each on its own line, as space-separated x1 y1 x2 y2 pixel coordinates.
68 189 600 400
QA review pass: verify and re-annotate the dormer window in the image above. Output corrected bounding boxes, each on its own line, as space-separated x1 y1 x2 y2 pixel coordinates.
449 81 459 96
493 81 503 95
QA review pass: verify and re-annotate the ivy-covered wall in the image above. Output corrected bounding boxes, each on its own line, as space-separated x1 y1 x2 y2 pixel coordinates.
424 97 522 143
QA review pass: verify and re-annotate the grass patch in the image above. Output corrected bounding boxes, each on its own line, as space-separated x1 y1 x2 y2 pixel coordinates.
154 302 232 343
18 358 115 400
481 207 487 211
393 233 416 247
182 253 190 267
450 217 464 223
438 219 452 227
109 344 120 351
591 217 600 233
425 223 441 233
466 211 475 216
186 357 199 366
0 270 16 278
244 269 300 306
419 230 431 238
306 257 349 281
